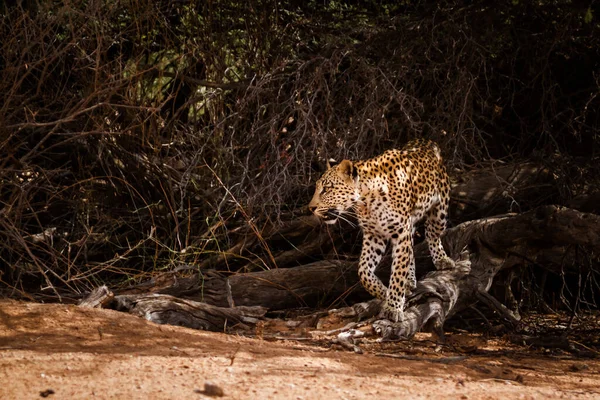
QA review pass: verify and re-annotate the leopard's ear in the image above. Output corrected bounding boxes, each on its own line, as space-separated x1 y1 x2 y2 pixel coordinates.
338 159 354 177
326 158 337 170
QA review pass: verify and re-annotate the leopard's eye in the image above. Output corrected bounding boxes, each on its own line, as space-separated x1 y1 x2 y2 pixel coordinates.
321 184 333 194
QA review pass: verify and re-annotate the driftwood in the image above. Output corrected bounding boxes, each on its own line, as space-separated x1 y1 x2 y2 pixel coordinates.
111 293 267 332
78 285 267 332
374 205 600 339
117 259 366 310
194 215 336 272
109 205 599 339
78 285 114 308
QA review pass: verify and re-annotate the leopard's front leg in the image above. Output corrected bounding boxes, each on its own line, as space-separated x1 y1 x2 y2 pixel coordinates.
426 201 455 270
381 231 414 322
357 232 388 301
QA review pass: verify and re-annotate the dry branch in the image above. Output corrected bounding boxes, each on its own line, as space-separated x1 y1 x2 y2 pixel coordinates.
78 285 114 308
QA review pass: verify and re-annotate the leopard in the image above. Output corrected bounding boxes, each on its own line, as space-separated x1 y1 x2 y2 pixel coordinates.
308 139 455 322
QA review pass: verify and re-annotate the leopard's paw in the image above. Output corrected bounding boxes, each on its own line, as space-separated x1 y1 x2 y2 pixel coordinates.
379 303 405 323
408 276 417 291
435 256 455 271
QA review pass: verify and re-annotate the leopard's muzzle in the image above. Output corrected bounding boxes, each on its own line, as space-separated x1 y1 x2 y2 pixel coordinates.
309 207 341 224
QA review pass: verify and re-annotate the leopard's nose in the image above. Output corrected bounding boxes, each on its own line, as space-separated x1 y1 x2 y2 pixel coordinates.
308 205 317 214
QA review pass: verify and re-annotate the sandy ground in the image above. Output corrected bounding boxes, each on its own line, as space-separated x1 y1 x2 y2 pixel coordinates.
1 299 599 399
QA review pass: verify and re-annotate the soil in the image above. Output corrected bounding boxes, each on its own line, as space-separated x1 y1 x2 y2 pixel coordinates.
1 299 599 399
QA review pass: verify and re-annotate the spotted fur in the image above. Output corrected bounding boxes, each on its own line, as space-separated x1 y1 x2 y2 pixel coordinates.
308 139 454 321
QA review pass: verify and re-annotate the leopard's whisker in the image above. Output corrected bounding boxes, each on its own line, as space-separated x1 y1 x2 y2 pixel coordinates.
335 213 357 228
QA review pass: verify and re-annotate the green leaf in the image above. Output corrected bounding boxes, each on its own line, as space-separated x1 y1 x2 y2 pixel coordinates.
584 7 593 24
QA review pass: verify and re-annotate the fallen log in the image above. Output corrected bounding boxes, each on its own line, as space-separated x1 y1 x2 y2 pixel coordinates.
152 205 598 309
449 161 555 221
79 283 268 333
78 285 114 308
120 259 368 310
375 205 600 339
195 215 343 272
109 205 599 337
110 293 267 332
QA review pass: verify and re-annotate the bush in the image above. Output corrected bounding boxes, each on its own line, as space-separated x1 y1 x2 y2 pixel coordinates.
1 0 598 296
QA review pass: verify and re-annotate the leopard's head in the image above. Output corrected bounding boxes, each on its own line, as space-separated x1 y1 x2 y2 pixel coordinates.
308 160 360 224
